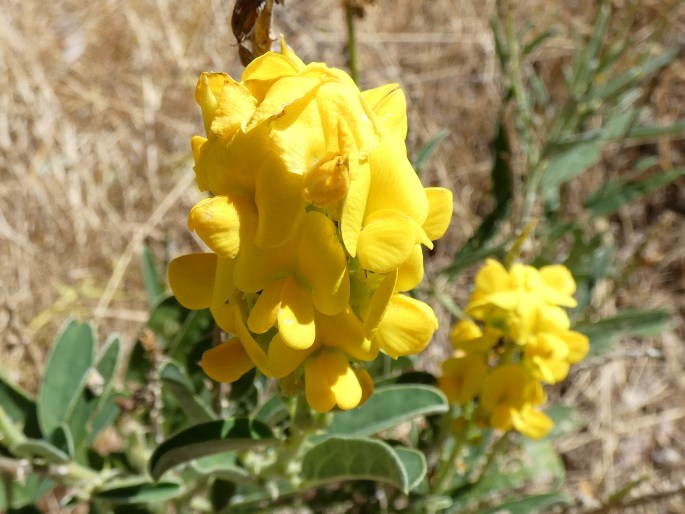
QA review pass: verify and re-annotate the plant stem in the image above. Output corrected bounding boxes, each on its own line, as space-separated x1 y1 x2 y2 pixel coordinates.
496 0 541 229
432 409 472 494
345 6 360 84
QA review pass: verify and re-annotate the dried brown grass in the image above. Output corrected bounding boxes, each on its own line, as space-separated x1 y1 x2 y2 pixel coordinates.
1 0 684 511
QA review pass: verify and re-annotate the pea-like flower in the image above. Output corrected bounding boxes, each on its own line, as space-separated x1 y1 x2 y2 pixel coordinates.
438 259 588 438
169 38 453 412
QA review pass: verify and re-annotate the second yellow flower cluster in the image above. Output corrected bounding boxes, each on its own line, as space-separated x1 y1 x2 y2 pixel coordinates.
439 259 589 438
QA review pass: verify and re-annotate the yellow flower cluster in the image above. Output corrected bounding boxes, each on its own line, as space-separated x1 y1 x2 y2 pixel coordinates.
438 259 589 438
169 39 453 412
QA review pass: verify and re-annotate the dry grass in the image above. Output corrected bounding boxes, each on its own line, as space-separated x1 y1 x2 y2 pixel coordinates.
1 0 684 511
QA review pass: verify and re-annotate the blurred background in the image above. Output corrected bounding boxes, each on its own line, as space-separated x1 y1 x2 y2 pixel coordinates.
1 0 684 510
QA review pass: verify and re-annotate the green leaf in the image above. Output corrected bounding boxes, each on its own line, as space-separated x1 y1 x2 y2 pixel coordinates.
590 47 679 102
301 437 408 493
141 244 164 309
393 447 427 492
89 393 123 445
191 452 250 482
159 360 215 422
0 369 36 429
412 128 450 175
149 418 275 480
585 167 685 218
627 119 685 140
541 139 602 204
253 395 287 425
38 320 96 436
95 479 184 504
576 308 671 357
326 385 448 437
476 493 572 514
12 438 70 464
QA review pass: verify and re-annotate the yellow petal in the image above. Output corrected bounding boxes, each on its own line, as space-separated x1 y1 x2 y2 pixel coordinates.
318 309 378 362
304 352 336 412
366 137 428 223
211 257 236 308
247 279 284 334
423 187 453 241
539 265 577 307
245 75 322 132
234 227 297 294
353 367 375 407
450 319 483 346
278 276 316 350
195 72 228 135
233 304 273 376
254 153 306 248
395 245 424 292
316 80 379 156
512 407 553 439
474 259 510 295
191 135 206 163
188 195 245 259
168 253 217 310
210 76 257 138
375 294 438 358
305 351 362 412
438 355 488 405
267 333 315 378
361 83 407 140
560 330 589 363
297 211 350 315
278 35 306 69
201 338 254 383
341 157 371 256
242 52 302 100
363 269 397 338
357 209 418 273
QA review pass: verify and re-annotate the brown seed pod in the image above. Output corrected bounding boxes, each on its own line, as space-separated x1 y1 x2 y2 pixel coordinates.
231 0 266 43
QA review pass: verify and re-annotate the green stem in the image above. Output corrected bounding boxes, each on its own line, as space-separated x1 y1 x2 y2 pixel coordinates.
259 394 327 485
497 0 541 228
432 409 472 494
471 431 510 486
345 6 360 84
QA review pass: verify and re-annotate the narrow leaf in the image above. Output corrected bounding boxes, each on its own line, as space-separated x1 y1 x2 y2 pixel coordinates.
577 308 671 357
149 418 275 480
326 385 447 437
412 128 450 175
585 167 685 218
302 437 408 493
38 320 95 436
476 493 572 514
141 243 164 309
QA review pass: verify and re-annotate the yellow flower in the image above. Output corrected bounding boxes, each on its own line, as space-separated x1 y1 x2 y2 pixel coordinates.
479 364 552 439
523 306 589 383
170 39 451 412
449 319 501 355
466 259 578 345
341 85 453 280
438 355 488 405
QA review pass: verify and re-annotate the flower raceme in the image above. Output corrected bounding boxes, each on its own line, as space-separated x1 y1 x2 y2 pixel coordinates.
169 39 453 412
438 260 588 439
